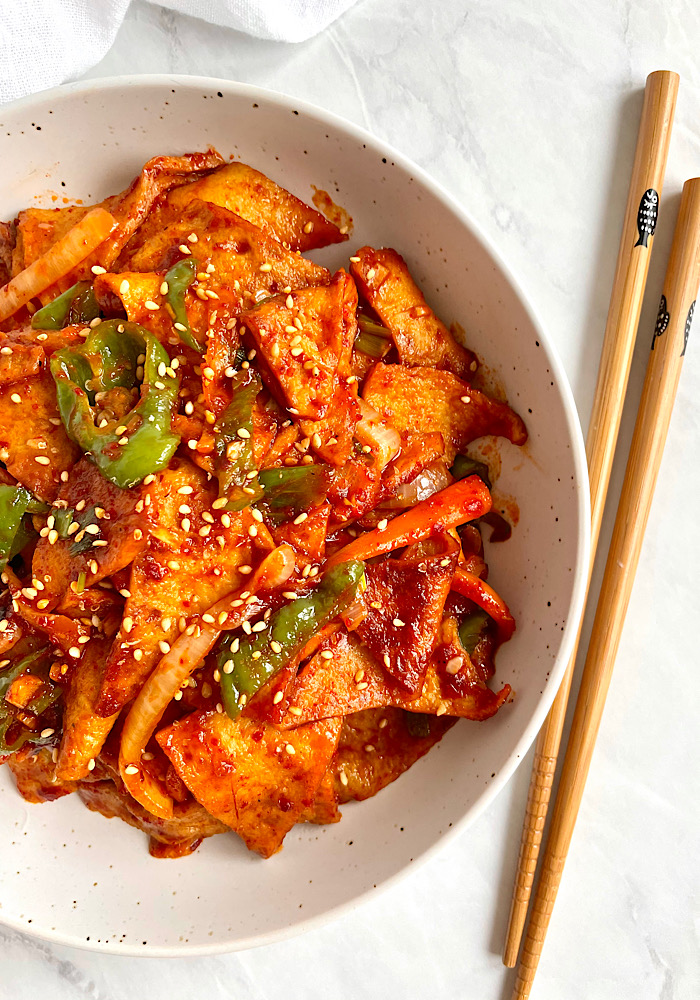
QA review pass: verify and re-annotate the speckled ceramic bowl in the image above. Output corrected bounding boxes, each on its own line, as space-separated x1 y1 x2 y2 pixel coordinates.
0 76 589 956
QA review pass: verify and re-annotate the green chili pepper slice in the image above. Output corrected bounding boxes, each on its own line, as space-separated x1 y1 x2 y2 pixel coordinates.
451 454 492 491
218 559 365 718
0 645 58 755
214 369 261 498
0 485 32 570
164 259 202 352
258 465 329 514
31 281 99 330
50 319 181 489
458 608 490 655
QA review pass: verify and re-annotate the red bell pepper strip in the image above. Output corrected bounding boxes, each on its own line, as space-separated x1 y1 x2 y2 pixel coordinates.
325 475 491 569
451 565 516 642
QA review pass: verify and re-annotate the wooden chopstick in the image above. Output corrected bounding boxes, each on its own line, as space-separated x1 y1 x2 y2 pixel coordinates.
512 175 700 999
502 69 679 968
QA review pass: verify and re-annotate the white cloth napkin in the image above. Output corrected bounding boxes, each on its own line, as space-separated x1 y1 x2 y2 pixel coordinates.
0 0 358 105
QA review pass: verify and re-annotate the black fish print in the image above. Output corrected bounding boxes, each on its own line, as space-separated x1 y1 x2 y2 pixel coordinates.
652 294 669 350
682 300 695 357
635 188 659 248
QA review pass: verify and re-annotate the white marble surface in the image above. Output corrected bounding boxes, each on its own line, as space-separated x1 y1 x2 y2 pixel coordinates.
2 1 700 997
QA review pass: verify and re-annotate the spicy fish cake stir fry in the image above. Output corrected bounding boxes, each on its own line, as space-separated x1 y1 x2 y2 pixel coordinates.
0 150 526 859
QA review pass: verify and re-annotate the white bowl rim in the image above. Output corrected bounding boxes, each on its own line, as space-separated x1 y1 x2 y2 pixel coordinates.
0 73 591 957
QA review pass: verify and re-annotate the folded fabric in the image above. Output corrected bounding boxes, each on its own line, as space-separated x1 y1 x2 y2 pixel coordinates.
0 0 358 104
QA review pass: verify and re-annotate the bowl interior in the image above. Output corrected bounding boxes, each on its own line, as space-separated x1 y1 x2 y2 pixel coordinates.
0 77 588 955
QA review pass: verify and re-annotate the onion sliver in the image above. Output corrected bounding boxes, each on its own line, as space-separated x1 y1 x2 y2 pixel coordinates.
0 208 117 321
118 545 295 819
355 399 401 470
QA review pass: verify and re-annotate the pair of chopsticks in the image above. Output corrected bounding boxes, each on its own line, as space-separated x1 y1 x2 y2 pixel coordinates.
502 70 700 997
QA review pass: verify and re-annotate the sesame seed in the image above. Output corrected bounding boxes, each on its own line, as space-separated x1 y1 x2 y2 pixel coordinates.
178 244 191 255
436 703 448 717
168 560 181 570
259 262 272 272
366 268 376 280
37 599 50 610
357 681 369 690
177 486 193 495
162 617 172 630
237 427 251 439
91 265 106 275
40 728 55 738
321 650 334 660
383 653 391 668
34 456 50 465
293 512 308 525
251 621 266 633
377 518 388 530
248 525 258 538
270 640 282 654
354 669 365 683
187 232 198 243
0 346 12 355
251 650 262 660
159 640 171 654
470 360 478 371
123 617 134 633
445 656 463 674
349 256 360 263
119 588 131 598
124 764 140 775
285 743 296 755
217 611 228 626
392 618 405 627
68 646 81 659
202 613 215 624
460 395 471 404
10 392 21 404
87 758 96 771
241 621 252 635
22 586 37 599
221 513 231 528
144 300 159 311
282 592 297 600
201 512 214 524
339 770 349 786
89 559 99 574
370 600 382 610
180 517 191 531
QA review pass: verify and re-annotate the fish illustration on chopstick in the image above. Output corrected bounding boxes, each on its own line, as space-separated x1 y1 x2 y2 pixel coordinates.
635 188 659 247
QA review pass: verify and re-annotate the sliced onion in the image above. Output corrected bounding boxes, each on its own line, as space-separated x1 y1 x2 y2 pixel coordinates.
0 208 117 321
383 459 452 509
339 595 368 632
356 399 401 470
118 544 294 819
